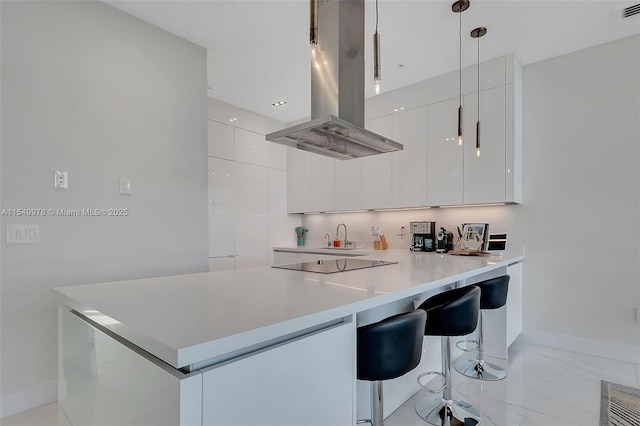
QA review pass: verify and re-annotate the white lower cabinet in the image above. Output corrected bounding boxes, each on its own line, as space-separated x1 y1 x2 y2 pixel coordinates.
201 320 355 426
427 97 463 206
506 261 523 347
59 308 202 426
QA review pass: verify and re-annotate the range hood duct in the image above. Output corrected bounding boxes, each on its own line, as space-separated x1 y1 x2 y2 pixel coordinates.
266 0 403 160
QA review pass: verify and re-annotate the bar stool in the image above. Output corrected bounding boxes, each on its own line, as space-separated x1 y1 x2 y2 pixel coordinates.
454 275 510 381
415 286 481 426
357 310 427 426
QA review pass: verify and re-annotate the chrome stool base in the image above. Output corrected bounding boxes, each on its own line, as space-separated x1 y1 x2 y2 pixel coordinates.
416 396 481 426
454 358 506 381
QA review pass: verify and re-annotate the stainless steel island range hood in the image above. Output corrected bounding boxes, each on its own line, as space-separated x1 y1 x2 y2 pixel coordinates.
266 0 403 160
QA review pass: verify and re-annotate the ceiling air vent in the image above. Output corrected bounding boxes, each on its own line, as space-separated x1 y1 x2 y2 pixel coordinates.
619 2 640 19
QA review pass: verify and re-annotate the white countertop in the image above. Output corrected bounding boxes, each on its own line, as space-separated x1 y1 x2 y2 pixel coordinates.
53 250 523 370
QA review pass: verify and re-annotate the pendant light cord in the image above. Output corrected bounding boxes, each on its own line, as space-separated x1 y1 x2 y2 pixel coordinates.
477 35 480 118
375 0 379 33
458 10 462 107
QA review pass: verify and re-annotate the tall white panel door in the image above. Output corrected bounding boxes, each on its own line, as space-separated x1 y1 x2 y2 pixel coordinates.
234 128 267 167
335 158 362 211
311 154 336 212
286 148 312 213
463 85 506 204
362 115 393 209
208 157 235 258
392 106 428 207
202 320 355 426
208 120 234 160
427 98 463 206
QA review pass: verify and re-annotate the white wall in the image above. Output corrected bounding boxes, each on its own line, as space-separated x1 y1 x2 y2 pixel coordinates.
0 1 208 417
303 35 640 362
207 98 301 270
519 35 640 359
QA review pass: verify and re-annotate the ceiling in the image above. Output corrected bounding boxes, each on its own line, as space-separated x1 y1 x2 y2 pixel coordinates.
105 0 640 124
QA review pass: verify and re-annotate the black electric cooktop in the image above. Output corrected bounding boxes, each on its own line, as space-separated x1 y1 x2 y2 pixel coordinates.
272 258 398 274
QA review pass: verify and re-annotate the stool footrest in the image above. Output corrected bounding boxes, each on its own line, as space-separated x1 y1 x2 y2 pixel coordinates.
417 371 446 394
455 339 479 352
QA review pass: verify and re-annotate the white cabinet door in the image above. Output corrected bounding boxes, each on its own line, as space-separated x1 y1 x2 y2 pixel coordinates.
208 120 234 160
463 85 506 204
362 116 393 209
335 158 362 211
208 157 235 258
506 261 523 347
202 320 355 426
311 154 336 212
392 107 428 207
427 98 463 206
287 148 312 213
59 309 201 426
234 128 267 167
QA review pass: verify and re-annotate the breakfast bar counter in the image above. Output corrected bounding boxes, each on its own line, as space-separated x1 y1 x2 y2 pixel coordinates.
53 250 523 425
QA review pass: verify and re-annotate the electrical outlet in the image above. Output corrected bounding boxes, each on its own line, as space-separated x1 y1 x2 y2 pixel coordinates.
54 171 68 189
6 224 39 243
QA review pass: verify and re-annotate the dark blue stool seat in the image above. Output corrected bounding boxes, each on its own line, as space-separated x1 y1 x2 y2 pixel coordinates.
454 275 510 381
415 286 481 426
357 310 426 426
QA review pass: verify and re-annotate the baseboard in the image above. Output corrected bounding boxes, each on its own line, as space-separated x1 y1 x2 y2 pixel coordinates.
517 329 640 365
0 379 58 419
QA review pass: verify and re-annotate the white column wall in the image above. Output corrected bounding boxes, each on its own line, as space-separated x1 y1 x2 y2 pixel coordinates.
1 1 208 417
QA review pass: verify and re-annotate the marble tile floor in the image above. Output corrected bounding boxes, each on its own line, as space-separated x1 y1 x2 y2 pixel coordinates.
3 341 639 426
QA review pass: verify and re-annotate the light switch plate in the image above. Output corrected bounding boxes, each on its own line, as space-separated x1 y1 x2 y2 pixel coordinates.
6 224 39 243
119 177 132 195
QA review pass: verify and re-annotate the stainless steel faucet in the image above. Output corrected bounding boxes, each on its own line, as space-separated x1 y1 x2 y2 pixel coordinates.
336 223 348 246
324 233 331 247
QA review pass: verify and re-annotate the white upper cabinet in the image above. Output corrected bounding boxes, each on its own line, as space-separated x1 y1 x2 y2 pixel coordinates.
427 97 464 206
463 85 507 204
335 158 362 211
392 106 428 207
208 120 234 160
284 55 522 212
287 148 312 213
362 115 394 210
311 154 336 212
234 128 267 167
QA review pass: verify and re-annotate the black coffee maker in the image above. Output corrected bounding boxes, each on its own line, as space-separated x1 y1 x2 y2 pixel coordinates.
436 227 454 253
410 221 436 252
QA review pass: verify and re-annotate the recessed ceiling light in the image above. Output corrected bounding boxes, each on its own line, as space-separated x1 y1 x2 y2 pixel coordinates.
272 101 287 107
229 117 238 122
393 107 405 112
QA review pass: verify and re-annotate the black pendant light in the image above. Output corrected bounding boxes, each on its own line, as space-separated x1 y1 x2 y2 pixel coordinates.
373 0 381 95
452 0 469 146
471 26 486 157
310 0 318 61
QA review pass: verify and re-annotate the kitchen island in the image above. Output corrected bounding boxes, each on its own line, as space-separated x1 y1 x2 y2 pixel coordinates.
53 249 523 426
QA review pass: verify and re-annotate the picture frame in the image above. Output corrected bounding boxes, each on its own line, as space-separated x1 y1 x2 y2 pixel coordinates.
458 223 490 251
